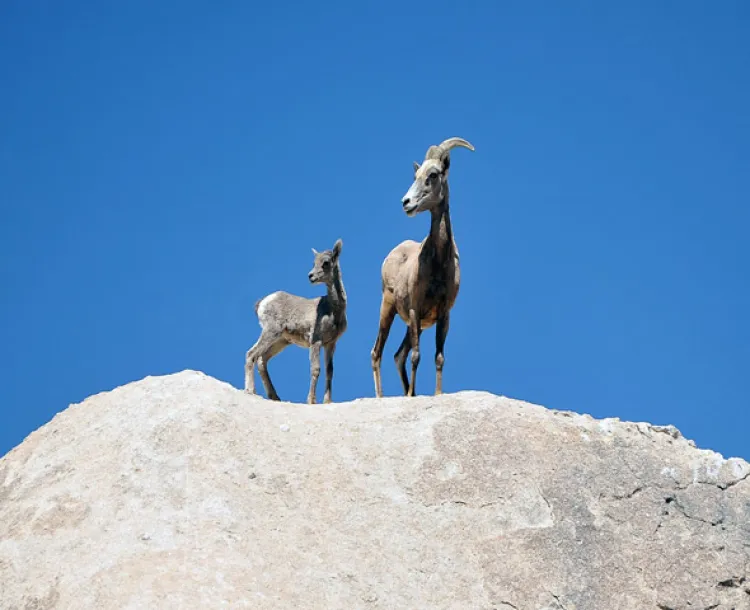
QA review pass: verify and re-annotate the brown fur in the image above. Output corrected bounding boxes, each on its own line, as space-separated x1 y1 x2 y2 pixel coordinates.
371 138 474 397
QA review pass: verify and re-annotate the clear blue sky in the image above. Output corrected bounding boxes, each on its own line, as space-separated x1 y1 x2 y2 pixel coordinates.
1 2 748 460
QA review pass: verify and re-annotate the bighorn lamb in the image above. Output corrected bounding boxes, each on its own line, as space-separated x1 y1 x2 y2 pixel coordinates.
245 239 347 404
371 137 474 397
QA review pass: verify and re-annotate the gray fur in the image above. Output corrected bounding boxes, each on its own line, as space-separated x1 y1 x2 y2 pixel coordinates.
245 239 347 404
371 137 474 397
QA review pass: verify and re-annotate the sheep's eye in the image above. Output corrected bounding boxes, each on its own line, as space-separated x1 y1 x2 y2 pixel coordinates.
322 261 330 269
428 172 438 183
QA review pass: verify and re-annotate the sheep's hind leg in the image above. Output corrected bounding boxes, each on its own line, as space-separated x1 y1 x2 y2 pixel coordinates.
393 329 412 396
407 309 422 397
371 297 396 398
258 339 288 401
245 331 279 394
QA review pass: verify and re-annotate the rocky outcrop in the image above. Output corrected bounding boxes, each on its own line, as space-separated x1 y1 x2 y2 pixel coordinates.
1 371 748 609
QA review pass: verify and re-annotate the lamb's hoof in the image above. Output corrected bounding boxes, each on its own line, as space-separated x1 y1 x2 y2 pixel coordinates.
269 394 281 401
244 388 255 395
323 397 332 404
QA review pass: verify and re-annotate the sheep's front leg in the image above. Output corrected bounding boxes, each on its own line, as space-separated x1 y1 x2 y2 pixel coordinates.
307 342 322 404
407 309 422 397
435 313 449 395
323 343 336 404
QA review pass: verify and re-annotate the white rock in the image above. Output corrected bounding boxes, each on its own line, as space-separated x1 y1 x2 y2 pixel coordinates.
0 370 747 609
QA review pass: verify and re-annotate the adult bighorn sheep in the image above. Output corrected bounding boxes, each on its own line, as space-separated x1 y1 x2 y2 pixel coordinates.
245 239 347 404
371 137 474 397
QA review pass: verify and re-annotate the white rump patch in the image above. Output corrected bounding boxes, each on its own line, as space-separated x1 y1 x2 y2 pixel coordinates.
257 292 278 322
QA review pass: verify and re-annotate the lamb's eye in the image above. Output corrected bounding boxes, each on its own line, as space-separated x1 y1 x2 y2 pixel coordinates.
323 261 330 269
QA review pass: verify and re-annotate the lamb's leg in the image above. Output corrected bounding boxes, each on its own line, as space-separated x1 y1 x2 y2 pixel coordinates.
371 297 396 398
244 346 256 394
393 329 412 395
435 313 449 395
323 343 336 404
307 342 322 404
258 339 288 401
407 309 422 397
245 330 279 394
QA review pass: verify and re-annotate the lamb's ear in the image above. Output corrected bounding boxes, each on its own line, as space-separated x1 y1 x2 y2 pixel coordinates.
332 239 343 259
311 248 319 256
413 161 420 173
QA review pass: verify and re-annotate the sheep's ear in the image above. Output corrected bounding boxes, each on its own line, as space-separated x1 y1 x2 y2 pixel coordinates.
311 248 319 256
413 161 420 173
332 239 343 259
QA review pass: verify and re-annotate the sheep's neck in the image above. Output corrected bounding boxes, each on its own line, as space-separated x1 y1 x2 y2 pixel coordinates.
428 189 454 264
326 267 347 319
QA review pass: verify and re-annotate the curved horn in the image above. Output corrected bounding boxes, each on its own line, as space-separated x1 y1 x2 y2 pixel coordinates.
438 137 475 153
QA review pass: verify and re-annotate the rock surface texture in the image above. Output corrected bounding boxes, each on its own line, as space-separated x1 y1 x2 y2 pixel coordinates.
1 371 749 609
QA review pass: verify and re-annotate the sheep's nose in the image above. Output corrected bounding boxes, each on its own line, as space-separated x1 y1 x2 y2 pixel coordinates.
402 197 411 208
308 272 314 281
